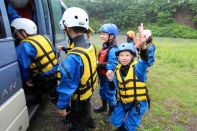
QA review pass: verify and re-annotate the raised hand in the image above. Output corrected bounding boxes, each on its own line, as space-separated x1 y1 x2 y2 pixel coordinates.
135 23 149 50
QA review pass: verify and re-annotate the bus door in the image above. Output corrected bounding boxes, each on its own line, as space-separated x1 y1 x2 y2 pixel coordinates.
41 0 68 62
0 1 29 131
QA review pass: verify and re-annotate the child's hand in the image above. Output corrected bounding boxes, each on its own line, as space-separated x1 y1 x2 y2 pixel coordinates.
26 79 34 87
56 45 63 52
135 23 148 50
58 109 68 117
106 70 114 81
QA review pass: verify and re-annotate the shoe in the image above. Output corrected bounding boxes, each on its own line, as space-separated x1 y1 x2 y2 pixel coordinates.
116 124 126 131
84 117 96 129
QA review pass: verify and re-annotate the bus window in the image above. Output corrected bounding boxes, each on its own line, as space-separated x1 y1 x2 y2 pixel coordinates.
41 0 50 35
48 0 66 43
0 10 6 39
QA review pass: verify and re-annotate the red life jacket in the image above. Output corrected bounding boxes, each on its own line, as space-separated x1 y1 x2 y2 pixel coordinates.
98 48 108 75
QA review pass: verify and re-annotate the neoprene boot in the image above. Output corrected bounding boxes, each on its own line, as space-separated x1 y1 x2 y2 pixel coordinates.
84 117 96 129
94 99 108 113
116 124 126 131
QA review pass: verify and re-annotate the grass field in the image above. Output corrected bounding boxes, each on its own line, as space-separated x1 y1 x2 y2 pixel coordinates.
28 36 197 131
90 35 197 131
141 37 197 131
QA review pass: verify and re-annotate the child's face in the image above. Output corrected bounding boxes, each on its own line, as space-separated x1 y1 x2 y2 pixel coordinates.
117 51 133 66
100 32 110 43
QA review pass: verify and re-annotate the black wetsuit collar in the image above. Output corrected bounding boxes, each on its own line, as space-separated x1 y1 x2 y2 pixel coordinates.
73 34 89 48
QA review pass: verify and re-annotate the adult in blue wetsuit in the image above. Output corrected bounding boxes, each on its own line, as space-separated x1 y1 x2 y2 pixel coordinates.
11 18 58 101
94 23 119 120
56 7 98 131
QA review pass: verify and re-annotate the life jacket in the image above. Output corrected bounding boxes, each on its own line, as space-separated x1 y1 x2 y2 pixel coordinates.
115 60 147 103
59 44 98 101
98 45 114 75
67 42 74 51
23 35 58 75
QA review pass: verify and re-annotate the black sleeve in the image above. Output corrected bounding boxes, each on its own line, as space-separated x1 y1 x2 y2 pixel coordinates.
97 62 106 69
109 81 115 90
140 49 149 61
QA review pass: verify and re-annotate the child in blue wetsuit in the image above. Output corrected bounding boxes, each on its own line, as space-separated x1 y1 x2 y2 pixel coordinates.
11 18 58 102
56 7 98 131
94 23 119 121
106 24 155 131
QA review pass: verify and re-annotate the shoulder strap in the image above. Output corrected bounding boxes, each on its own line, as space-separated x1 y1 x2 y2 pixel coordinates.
26 37 55 66
70 48 94 93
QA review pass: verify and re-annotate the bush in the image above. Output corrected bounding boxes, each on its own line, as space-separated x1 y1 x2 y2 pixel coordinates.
145 23 197 39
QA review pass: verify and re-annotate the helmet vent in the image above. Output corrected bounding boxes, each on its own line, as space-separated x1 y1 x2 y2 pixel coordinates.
86 18 88 21
75 16 78 19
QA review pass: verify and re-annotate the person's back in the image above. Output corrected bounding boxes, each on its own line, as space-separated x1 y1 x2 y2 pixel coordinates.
11 18 58 101
56 7 98 131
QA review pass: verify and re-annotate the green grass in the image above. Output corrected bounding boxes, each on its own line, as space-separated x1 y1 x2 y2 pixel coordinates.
28 36 197 131
141 37 197 130
91 35 197 130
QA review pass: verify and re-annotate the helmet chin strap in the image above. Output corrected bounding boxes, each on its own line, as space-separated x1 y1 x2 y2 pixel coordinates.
62 20 73 44
20 31 27 39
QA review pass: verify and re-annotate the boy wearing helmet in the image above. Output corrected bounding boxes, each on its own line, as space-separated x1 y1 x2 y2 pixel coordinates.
94 23 119 120
11 18 58 102
56 7 98 131
106 24 154 131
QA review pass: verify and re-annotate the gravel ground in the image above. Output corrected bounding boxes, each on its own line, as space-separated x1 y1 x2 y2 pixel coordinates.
27 87 115 131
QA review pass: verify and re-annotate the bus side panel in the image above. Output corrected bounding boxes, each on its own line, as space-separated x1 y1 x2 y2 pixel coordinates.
0 89 29 131
0 62 22 105
0 39 17 67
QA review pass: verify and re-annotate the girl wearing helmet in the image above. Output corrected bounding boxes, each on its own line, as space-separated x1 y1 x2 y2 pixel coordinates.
106 23 155 131
94 23 119 121
56 7 97 131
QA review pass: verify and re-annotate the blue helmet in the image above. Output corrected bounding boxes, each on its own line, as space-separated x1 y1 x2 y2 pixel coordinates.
116 42 137 56
99 23 118 37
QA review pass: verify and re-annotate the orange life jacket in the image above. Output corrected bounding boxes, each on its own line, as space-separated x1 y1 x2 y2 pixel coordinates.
98 48 108 75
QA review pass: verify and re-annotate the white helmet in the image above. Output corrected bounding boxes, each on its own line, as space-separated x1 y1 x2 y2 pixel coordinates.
11 18 37 35
59 19 65 31
60 7 89 30
143 29 152 38
10 0 30 9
